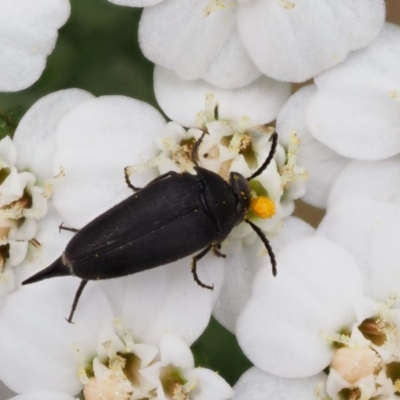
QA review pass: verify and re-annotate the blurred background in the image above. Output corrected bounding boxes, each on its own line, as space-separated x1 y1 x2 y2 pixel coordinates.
0 0 399 398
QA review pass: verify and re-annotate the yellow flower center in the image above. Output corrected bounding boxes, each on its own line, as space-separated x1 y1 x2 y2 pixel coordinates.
250 196 276 219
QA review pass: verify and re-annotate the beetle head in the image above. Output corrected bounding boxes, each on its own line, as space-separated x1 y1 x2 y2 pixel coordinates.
229 172 251 224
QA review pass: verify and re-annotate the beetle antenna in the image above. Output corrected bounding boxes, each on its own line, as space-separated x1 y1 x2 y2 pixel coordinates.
245 219 277 276
247 131 278 181
191 131 208 167
66 279 89 324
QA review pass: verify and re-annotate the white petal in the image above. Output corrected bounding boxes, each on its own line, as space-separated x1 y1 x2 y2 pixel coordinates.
270 216 315 251
13 89 94 181
276 85 349 208
0 0 70 91
53 95 165 227
155 66 290 127
203 29 261 89
139 0 236 80
317 198 400 306
236 237 363 378
6 240 29 268
0 267 16 307
0 278 114 394
277 85 317 146
353 296 381 326
108 0 164 6
317 198 377 289
131 343 159 369
328 157 400 208
213 217 314 333
100 254 225 346
0 167 23 200
13 203 73 285
8 393 75 400
8 218 37 241
188 368 233 400
237 0 384 82
159 332 194 369
300 140 350 209
213 246 264 333
233 367 326 400
0 136 17 165
308 23 400 160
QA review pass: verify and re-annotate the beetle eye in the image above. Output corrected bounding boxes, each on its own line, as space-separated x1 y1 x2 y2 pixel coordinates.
250 196 276 219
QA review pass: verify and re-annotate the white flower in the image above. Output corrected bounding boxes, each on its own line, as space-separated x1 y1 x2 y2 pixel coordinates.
0 90 96 301
327 156 400 209
129 0 385 87
0 0 70 92
154 66 291 126
307 23 400 161
274 23 400 210
0 136 51 305
232 367 326 400
236 198 400 399
213 216 314 332
0 278 232 400
276 84 350 209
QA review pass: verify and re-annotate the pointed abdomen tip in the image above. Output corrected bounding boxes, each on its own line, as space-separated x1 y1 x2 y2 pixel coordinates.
22 256 71 285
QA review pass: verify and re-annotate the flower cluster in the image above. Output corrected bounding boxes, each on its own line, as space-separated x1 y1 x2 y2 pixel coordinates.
1 1 400 400
0 136 49 306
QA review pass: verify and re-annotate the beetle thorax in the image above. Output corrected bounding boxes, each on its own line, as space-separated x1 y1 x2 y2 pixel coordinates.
229 172 251 225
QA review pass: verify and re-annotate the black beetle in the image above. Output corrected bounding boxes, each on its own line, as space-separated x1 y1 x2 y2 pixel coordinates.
23 131 278 322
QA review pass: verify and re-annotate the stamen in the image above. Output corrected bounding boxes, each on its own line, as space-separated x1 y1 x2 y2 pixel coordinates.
125 156 164 176
358 318 387 346
229 132 251 154
390 90 400 105
280 132 308 188
277 0 296 9
196 93 217 128
338 388 361 400
114 318 135 353
72 344 90 385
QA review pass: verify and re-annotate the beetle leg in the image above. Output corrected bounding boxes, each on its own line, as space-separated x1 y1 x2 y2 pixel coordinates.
212 243 226 258
191 131 208 167
125 168 179 192
66 279 89 324
245 219 277 276
191 245 214 290
59 222 79 233
124 167 142 192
